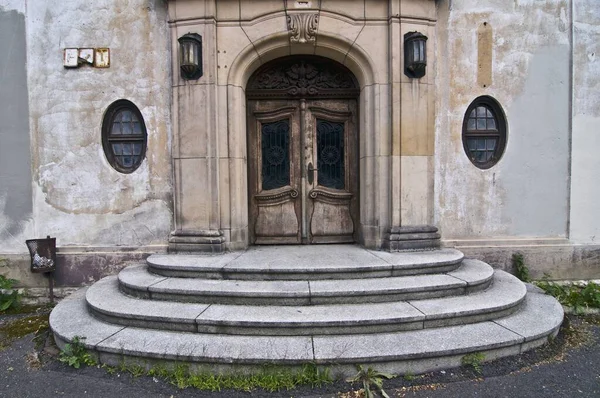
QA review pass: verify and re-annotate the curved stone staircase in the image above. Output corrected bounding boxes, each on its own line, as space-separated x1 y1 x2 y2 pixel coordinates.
50 245 563 376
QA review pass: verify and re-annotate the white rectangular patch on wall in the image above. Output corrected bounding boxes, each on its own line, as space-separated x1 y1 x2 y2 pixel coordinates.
79 48 94 64
94 48 110 68
63 48 78 68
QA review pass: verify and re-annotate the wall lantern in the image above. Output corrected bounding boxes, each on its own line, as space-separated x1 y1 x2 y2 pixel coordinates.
178 33 203 80
404 31 428 79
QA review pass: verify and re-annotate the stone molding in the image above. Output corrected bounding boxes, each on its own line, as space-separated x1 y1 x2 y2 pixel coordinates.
168 230 226 253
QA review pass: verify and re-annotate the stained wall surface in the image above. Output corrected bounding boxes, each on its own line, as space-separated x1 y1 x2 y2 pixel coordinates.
435 0 572 240
0 2 33 250
0 0 173 256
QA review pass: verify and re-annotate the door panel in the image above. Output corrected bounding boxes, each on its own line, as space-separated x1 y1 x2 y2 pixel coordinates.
248 99 358 244
248 101 301 244
306 101 358 243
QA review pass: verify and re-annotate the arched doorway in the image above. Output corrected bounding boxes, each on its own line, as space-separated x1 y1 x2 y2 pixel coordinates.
246 56 360 245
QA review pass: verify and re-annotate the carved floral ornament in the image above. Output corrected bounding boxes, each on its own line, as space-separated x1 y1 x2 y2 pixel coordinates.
287 13 319 44
247 56 359 99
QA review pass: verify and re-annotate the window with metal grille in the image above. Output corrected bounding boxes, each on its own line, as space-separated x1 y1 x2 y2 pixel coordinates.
317 119 345 189
462 96 507 169
261 119 290 190
102 100 147 173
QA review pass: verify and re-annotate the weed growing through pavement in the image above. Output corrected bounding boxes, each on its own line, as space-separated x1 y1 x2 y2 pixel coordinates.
347 365 394 398
461 353 485 375
58 336 97 368
512 252 531 283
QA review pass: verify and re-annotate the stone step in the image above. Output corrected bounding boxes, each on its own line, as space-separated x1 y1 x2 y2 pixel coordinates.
86 271 525 336
146 246 465 280
50 288 563 377
119 259 494 305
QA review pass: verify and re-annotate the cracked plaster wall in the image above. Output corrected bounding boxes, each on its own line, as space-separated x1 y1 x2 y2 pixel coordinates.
435 0 573 240
0 0 173 254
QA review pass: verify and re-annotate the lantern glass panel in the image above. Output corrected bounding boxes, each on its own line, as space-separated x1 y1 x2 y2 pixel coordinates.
181 41 197 66
413 41 419 63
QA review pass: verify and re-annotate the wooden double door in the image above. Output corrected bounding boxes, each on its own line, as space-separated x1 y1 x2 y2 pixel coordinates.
248 99 358 244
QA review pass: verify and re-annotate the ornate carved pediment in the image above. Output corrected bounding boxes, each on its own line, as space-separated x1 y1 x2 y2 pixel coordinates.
247 56 359 99
287 13 319 44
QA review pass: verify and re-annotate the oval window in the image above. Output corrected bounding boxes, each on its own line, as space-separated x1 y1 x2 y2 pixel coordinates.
462 96 507 169
102 100 147 173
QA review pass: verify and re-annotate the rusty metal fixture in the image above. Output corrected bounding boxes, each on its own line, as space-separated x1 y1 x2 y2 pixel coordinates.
26 236 56 274
178 33 203 80
404 31 428 79
26 236 57 303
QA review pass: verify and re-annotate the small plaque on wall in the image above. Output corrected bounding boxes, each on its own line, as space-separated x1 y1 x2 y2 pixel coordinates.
63 47 110 68
477 22 493 88
94 48 110 68
79 48 94 64
63 48 79 68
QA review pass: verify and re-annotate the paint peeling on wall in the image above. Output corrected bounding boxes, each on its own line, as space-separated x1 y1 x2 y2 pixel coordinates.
0 0 173 253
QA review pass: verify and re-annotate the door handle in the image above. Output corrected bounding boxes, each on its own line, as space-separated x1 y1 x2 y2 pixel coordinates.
307 162 316 185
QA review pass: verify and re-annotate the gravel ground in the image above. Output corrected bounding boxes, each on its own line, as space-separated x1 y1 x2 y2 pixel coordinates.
1 313 599 398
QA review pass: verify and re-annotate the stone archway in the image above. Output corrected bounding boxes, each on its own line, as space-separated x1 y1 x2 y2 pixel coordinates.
222 33 385 251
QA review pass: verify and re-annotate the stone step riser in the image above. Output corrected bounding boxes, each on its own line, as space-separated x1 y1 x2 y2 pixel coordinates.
54 332 557 378
119 283 490 306
147 264 462 280
146 247 466 281
87 301 524 336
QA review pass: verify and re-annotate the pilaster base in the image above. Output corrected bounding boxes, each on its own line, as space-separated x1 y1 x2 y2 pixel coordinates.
382 225 441 251
168 230 226 253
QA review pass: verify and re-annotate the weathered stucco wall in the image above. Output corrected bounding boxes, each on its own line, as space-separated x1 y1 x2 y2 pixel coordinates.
0 0 173 256
570 0 600 244
435 0 571 240
0 1 34 251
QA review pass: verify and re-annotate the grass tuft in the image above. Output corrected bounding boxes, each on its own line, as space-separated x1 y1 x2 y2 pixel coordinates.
118 362 332 392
